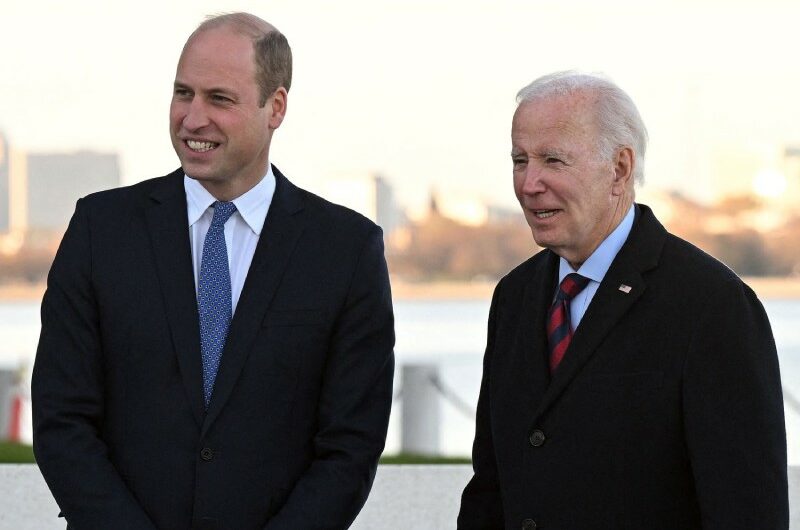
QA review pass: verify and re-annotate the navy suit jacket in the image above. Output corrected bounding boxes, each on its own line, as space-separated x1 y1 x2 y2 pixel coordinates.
33 167 395 530
458 204 788 529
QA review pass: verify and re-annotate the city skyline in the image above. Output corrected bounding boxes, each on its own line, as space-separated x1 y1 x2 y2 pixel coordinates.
0 135 795 229
2 0 800 213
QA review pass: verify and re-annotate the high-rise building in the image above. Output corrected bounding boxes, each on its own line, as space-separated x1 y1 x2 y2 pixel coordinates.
374 175 403 235
0 132 9 233
321 173 404 235
785 145 800 202
26 151 120 230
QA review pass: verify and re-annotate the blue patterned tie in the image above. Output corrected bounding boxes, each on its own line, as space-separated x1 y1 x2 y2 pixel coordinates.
198 201 237 407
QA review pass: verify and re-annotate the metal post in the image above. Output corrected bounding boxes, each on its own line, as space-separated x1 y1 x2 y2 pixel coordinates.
0 369 15 440
400 364 440 456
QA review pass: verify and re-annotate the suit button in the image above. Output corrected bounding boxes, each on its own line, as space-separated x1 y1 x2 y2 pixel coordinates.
529 429 546 447
200 447 214 461
521 518 537 529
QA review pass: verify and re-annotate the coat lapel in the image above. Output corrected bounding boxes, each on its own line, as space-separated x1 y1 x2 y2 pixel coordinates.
145 170 206 428
201 167 307 436
515 251 559 404
530 205 665 424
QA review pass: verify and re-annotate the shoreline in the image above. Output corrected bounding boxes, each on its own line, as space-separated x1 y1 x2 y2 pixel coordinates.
3 276 800 302
0 283 46 302
392 277 800 301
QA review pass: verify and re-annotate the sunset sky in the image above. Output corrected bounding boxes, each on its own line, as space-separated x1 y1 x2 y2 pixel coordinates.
2 0 799 212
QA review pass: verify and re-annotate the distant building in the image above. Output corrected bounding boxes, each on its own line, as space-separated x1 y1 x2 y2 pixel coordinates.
427 190 519 227
0 133 9 233
321 173 405 235
487 204 520 223
374 175 404 235
783 145 800 205
26 151 120 230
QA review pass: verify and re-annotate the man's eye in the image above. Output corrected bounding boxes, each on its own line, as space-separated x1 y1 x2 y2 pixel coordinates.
545 157 564 165
212 95 233 103
512 157 527 168
174 88 191 98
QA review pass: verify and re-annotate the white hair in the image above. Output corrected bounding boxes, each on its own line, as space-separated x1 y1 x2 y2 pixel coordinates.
516 71 648 184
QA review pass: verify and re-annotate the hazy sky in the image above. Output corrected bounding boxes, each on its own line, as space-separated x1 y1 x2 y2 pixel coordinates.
2 0 799 211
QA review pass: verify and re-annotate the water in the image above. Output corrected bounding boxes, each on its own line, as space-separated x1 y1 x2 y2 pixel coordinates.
2 297 799 462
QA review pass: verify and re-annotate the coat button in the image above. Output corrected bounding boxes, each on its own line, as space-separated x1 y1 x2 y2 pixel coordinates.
529 429 546 447
200 447 214 461
521 518 537 529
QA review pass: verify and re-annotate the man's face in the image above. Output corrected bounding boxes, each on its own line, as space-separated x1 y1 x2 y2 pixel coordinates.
511 92 630 267
170 27 284 199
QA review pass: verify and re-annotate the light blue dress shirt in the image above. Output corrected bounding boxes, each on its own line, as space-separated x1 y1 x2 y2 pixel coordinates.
556 204 635 330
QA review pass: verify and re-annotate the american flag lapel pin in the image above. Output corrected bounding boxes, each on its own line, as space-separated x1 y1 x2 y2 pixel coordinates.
618 284 632 294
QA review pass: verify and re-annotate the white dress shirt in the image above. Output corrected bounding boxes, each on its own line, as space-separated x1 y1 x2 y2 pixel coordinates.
557 204 635 330
184 167 276 314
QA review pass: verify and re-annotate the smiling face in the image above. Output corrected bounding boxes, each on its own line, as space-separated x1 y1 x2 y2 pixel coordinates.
169 26 286 201
511 91 634 267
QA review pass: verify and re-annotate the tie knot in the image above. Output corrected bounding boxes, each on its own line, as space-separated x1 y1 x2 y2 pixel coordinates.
211 201 237 227
557 273 590 302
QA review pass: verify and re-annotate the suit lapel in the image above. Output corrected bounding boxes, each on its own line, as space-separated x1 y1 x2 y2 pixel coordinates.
530 205 665 424
145 170 206 428
202 167 307 436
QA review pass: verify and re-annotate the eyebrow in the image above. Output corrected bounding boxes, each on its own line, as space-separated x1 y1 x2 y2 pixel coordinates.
173 81 238 97
539 148 568 158
510 147 571 160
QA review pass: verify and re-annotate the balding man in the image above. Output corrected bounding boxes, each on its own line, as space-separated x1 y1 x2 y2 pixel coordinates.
458 72 788 529
33 13 394 530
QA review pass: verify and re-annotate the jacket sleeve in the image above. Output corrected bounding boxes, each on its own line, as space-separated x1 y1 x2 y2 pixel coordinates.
32 199 158 530
264 224 395 530
682 279 788 529
457 280 505 529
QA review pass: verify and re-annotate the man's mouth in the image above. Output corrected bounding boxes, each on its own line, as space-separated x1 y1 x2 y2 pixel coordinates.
186 140 219 152
533 209 558 219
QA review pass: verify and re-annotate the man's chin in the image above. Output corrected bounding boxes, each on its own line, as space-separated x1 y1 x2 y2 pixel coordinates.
529 228 554 248
531 231 570 255
181 165 219 182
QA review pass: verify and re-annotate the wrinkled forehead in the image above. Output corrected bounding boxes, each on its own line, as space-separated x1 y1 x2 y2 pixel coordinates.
512 92 601 151
514 90 599 130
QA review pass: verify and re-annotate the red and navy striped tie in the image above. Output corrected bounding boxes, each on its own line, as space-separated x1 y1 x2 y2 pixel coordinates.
547 273 590 372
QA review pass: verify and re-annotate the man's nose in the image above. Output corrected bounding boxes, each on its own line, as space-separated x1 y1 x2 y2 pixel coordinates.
182 98 210 131
521 166 547 195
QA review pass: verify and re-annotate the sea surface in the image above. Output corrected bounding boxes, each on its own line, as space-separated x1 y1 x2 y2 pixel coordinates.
1 297 799 463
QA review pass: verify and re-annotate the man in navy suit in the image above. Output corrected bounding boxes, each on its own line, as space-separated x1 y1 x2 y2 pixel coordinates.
458 72 788 529
33 12 394 529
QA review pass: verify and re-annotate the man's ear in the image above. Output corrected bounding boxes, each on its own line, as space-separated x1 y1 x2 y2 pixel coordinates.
611 146 634 196
267 87 288 130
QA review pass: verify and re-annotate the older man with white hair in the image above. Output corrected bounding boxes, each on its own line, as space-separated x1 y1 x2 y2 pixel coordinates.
458 72 788 529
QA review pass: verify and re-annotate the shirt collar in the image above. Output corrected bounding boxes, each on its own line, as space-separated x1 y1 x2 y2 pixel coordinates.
183 165 276 236
558 204 635 284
